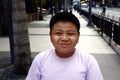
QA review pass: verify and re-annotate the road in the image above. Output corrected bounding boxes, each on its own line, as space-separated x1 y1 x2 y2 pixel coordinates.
82 7 120 23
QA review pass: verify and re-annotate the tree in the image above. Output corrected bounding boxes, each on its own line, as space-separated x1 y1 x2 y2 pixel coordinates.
54 0 59 14
0 0 8 36
39 0 43 20
12 0 31 75
64 0 67 12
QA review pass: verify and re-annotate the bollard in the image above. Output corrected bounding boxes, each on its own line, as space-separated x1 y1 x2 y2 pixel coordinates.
107 14 109 19
112 15 114 24
112 15 114 20
119 17 120 26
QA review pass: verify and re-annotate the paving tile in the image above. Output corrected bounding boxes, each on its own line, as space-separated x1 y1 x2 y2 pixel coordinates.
101 67 118 79
113 69 120 79
0 38 10 52
29 27 50 35
29 36 53 52
76 36 116 54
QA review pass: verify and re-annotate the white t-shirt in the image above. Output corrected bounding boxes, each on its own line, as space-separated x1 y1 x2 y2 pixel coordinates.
26 48 103 80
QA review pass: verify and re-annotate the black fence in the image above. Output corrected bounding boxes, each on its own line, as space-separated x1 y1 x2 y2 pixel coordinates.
113 24 120 45
75 7 120 54
92 13 120 46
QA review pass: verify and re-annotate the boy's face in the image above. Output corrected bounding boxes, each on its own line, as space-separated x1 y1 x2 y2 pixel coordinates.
50 21 80 56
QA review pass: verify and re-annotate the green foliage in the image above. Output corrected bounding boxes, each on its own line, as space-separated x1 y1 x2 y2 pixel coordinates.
35 0 39 7
25 0 38 13
25 0 47 13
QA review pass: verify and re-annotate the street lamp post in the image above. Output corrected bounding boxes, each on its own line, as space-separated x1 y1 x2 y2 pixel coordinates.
87 0 92 27
6 0 14 64
39 0 43 20
64 0 67 12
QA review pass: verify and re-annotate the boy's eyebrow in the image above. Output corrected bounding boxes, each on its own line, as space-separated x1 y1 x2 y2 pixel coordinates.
53 30 76 32
53 29 62 31
65 29 77 32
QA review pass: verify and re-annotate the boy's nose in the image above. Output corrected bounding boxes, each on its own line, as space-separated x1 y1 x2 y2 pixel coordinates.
61 34 69 41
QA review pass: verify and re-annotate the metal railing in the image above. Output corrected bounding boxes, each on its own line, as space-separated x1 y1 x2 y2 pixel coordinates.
92 12 120 46
75 8 120 54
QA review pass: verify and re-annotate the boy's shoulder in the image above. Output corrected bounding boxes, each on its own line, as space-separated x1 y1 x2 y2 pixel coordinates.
35 49 54 59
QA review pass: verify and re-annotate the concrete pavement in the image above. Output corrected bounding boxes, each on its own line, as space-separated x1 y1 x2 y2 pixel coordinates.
0 10 120 80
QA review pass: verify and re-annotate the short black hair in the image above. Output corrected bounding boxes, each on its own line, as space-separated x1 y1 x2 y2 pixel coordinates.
49 12 80 32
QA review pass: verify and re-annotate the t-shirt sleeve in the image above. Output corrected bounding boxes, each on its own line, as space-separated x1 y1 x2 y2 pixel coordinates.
85 54 104 80
26 55 41 80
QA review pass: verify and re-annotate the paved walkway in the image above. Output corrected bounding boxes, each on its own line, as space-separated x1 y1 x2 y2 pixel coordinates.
0 10 120 80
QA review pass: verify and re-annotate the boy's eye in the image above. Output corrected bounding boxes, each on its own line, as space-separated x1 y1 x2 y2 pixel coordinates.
55 32 62 35
68 33 75 35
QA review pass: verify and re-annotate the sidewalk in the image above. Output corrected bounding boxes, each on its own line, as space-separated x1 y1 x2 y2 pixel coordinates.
0 10 120 80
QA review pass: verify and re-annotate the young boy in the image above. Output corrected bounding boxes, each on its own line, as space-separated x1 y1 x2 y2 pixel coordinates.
26 12 103 80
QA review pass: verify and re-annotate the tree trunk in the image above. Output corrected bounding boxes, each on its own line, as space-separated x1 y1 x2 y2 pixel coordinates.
39 0 43 20
64 0 67 12
0 0 8 36
54 0 59 14
12 0 31 75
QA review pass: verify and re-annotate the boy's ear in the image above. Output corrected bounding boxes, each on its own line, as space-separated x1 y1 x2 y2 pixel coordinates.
49 32 52 42
49 32 51 36
78 32 80 36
